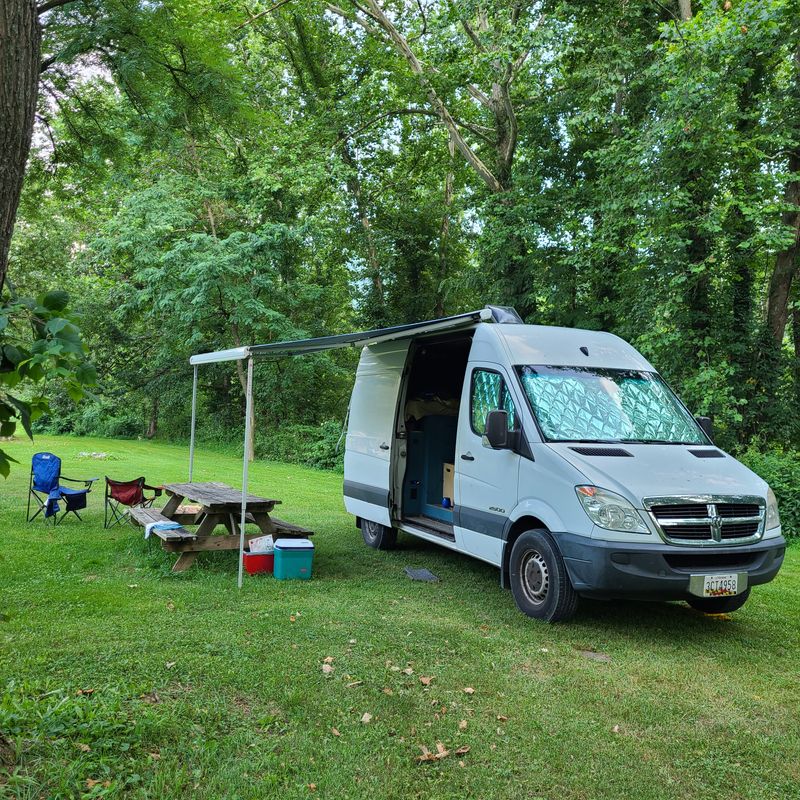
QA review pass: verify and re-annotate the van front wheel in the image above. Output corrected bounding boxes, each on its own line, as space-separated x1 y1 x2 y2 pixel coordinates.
361 519 397 550
509 531 578 622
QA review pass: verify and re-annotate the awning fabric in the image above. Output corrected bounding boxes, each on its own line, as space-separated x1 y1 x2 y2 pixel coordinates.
189 306 522 366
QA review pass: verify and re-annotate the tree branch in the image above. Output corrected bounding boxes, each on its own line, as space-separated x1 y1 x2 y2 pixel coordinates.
235 0 295 31
37 0 76 15
361 0 502 192
461 20 485 52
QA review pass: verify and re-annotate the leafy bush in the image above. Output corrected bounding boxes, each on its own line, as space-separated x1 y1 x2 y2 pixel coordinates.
255 419 344 471
739 446 800 538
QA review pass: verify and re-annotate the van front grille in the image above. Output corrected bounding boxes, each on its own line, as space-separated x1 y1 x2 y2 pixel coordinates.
645 496 764 547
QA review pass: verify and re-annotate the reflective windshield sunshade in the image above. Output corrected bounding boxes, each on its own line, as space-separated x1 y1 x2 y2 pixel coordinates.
517 366 705 444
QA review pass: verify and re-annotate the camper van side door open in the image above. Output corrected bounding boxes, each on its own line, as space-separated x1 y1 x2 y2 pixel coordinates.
454 365 522 565
343 341 411 527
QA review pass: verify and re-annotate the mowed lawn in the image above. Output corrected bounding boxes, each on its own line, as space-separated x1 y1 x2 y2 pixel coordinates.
0 435 798 800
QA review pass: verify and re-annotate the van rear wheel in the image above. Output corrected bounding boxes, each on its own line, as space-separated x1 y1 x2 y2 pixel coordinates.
361 519 397 550
686 588 751 614
509 530 578 622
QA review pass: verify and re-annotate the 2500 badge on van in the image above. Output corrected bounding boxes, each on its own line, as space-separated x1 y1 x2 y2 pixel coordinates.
343 307 785 622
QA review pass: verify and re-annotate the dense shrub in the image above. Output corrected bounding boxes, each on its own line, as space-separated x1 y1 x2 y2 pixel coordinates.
739 446 800 538
255 420 344 471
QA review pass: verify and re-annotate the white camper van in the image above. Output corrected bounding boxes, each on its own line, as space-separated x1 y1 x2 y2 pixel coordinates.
343 306 785 621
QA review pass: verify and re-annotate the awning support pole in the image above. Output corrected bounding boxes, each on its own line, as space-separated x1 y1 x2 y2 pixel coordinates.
238 356 254 589
188 364 198 481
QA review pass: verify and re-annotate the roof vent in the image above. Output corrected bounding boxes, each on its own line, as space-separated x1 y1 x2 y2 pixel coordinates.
570 446 633 457
689 449 725 459
580 346 589 356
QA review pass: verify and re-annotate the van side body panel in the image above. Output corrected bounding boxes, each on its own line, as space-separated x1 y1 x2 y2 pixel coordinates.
343 341 410 526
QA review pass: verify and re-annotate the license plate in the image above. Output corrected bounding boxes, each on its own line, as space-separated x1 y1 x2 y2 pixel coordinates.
701 573 739 597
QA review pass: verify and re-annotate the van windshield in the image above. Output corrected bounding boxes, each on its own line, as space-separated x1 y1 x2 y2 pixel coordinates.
516 366 706 444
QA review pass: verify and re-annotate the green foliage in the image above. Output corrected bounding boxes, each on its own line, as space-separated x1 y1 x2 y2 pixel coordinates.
0 290 95 477
6 0 800 457
739 446 800 537
255 420 345 472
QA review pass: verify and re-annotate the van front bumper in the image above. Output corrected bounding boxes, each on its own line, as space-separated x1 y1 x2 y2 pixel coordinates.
555 533 786 600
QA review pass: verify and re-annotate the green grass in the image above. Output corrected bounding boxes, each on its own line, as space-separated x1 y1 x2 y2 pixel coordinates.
1 434 798 800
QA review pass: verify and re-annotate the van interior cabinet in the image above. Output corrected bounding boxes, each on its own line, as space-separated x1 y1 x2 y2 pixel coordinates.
402 415 457 523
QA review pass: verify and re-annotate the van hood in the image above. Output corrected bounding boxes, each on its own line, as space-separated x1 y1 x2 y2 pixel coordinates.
547 443 768 507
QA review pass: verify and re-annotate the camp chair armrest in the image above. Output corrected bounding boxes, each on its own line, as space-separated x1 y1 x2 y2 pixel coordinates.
61 476 99 487
143 484 163 495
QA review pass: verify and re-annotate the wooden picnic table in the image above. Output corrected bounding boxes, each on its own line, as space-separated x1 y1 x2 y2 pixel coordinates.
129 481 312 573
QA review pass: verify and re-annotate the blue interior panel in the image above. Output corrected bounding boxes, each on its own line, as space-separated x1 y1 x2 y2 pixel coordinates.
402 415 457 522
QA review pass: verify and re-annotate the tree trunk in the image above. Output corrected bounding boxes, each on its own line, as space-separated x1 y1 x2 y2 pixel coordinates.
435 137 455 317
0 0 40 291
146 395 159 439
766 149 800 345
678 0 692 21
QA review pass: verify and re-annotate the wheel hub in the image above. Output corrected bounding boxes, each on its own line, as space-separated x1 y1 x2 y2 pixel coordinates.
520 550 549 606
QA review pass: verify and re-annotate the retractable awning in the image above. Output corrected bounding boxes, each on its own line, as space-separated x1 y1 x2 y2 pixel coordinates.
185 304 522 589
189 305 521 366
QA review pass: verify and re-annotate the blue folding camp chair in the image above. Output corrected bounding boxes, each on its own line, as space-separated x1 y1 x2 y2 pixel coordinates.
26 452 98 525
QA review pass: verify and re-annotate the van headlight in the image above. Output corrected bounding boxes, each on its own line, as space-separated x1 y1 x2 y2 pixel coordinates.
766 488 781 530
576 486 649 534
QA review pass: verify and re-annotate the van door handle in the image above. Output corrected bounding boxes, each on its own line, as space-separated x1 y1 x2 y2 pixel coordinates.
460 453 475 461
379 442 390 450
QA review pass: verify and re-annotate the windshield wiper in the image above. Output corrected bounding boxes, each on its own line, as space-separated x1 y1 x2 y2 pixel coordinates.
619 439 694 445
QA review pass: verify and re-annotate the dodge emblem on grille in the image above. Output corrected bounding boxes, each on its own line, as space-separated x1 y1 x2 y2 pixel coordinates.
708 503 722 542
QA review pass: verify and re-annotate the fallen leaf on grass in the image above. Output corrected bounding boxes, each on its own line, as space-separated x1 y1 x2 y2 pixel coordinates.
331 728 341 737
140 691 160 704
127 584 139 589
149 752 161 760
417 742 449 762
346 680 363 688
419 676 432 686
290 615 296 623
166 601 175 612
497 715 508 722
76 688 95 696
86 779 111 789
322 656 334 664
382 687 394 696
402 667 414 676
462 687 475 695
454 745 470 755
308 783 317 792
612 724 621 734
321 664 334 675
578 650 611 663
76 743 91 753
165 661 177 670
361 712 373 724
459 720 468 731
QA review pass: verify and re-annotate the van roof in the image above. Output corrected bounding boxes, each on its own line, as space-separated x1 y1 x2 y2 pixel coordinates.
487 324 655 371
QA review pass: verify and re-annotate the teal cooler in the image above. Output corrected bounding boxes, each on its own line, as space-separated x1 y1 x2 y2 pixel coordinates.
274 538 314 580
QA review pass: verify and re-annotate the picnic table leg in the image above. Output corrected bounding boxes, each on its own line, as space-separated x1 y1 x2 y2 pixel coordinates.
172 551 197 573
251 512 275 536
161 493 185 518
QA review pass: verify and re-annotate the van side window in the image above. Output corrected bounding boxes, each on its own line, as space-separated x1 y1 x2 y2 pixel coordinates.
471 369 517 434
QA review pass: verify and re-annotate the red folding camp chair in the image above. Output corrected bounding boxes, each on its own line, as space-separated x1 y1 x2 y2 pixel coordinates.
104 477 162 528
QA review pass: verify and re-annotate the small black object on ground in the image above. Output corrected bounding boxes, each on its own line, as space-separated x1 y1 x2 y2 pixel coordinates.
404 567 439 583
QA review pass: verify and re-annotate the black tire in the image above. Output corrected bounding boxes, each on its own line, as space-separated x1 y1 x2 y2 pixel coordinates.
686 587 751 614
360 518 397 550
509 530 578 622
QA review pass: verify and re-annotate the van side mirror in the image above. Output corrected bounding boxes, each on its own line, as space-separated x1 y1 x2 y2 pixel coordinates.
485 410 510 449
695 415 714 441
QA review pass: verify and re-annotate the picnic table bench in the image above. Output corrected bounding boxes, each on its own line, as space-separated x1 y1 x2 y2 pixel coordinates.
129 481 313 572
